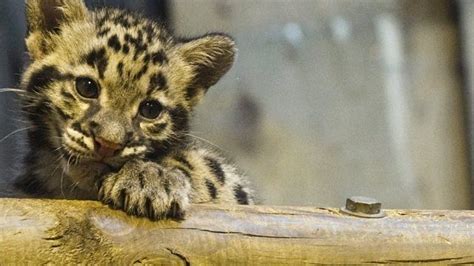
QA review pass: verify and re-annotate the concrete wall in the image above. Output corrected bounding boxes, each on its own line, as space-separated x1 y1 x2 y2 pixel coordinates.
172 0 471 209
460 0 474 208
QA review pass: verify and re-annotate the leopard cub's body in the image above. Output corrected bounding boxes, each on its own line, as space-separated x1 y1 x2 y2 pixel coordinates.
15 0 253 219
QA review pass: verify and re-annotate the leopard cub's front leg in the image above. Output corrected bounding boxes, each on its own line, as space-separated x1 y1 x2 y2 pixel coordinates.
98 159 191 220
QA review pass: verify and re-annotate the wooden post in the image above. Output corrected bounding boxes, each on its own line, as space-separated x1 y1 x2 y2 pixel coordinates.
0 198 473 264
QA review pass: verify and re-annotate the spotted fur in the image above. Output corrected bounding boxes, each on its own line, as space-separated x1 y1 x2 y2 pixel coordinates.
15 0 253 220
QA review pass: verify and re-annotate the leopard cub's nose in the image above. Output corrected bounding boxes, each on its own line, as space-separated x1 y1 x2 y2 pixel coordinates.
94 137 123 158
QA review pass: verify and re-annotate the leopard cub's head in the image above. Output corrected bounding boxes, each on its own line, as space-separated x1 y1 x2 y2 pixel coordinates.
22 0 235 166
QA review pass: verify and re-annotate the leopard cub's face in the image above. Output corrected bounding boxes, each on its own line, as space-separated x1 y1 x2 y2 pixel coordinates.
23 1 235 173
46 9 189 166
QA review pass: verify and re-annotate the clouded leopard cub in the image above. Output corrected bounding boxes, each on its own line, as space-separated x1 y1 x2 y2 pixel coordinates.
15 0 253 220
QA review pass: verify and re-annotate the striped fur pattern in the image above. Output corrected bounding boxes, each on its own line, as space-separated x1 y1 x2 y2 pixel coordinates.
15 0 253 220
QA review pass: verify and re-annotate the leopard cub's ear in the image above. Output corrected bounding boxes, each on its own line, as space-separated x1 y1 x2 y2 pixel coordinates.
25 0 89 60
176 33 236 105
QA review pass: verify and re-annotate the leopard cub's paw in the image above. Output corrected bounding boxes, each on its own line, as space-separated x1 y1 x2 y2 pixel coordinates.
98 160 191 220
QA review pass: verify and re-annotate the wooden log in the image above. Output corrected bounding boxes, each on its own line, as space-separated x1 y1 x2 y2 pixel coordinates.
0 198 473 264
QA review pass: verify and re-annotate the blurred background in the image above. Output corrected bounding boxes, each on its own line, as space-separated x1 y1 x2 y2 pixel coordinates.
1 0 473 210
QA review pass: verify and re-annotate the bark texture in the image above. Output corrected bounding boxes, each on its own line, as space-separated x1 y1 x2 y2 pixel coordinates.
0 198 473 264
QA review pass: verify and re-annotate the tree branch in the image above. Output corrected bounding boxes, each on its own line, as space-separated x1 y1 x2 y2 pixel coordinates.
0 198 473 264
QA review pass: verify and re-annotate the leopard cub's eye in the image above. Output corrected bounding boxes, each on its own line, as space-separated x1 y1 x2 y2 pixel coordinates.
139 100 163 119
75 77 100 99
